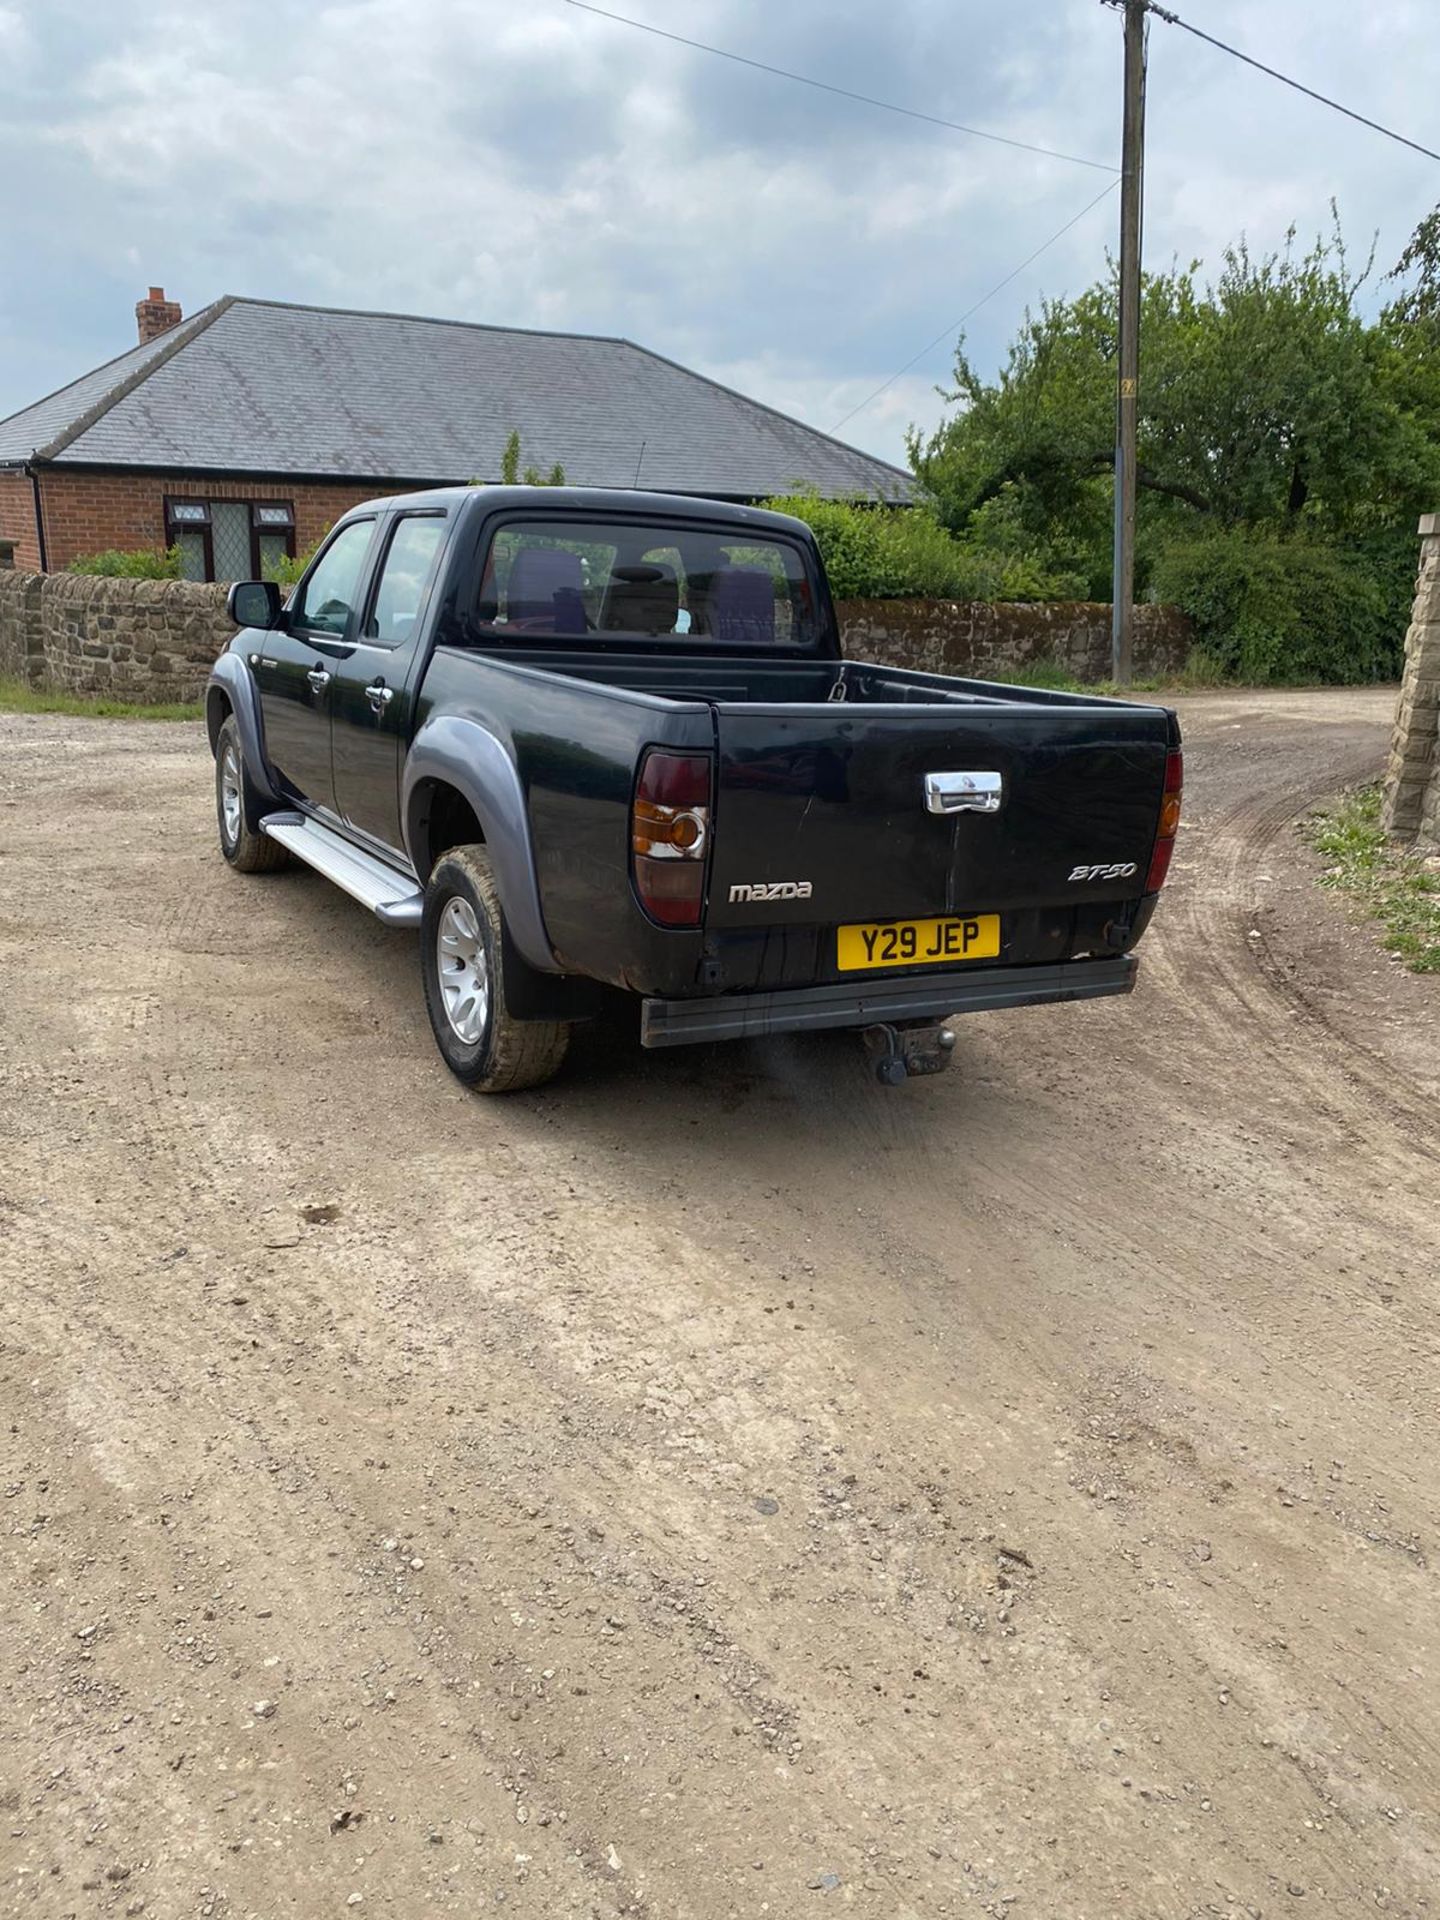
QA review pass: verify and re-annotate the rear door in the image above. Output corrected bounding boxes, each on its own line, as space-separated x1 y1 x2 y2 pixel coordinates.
330 509 450 854
707 700 1173 933
256 516 379 811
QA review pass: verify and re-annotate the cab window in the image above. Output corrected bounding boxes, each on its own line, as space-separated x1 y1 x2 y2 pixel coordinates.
365 515 446 648
291 520 375 636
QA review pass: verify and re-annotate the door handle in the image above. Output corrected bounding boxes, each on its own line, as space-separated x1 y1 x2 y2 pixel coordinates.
365 680 394 712
307 667 331 691
924 771 1003 815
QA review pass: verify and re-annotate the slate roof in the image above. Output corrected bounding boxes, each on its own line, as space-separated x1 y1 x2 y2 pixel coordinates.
0 296 911 501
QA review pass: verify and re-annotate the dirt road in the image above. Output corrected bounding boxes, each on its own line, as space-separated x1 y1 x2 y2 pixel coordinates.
2 688 1436 1919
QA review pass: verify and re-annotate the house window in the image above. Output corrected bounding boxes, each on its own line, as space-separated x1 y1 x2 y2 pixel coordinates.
253 503 296 580
166 499 209 581
165 498 295 583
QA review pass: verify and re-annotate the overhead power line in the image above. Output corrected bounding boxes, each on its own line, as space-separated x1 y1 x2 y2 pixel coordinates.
828 179 1119 435
1138 1 1440 166
564 0 1118 173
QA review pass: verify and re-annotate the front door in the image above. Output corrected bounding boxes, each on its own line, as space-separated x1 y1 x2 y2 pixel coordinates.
255 517 379 811
331 511 450 854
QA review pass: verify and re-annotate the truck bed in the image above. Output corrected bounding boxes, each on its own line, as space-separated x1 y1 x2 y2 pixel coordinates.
431 640 1176 956
481 646 1133 712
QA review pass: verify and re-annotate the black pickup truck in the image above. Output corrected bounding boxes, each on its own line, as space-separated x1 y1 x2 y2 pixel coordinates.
207 486 1181 1092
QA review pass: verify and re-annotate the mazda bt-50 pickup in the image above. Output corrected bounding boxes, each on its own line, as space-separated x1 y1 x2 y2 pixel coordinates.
207 486 1182 1092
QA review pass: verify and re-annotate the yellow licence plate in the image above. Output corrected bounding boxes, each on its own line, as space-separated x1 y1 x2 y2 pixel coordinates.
837 914 1001 972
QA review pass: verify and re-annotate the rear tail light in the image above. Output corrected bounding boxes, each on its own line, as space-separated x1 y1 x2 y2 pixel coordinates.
1145 748 1183 892
632 749 713 926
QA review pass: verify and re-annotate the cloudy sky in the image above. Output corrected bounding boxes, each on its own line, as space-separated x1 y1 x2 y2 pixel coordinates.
0 0 1435 467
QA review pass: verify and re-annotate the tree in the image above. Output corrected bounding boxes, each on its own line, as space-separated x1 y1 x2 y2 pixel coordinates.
495 429 566 488
910 218 1440 600
1382 203 1440 492
1387 203 1440 330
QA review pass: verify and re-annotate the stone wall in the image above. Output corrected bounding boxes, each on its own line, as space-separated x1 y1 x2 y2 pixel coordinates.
1382 513 1440 850
836 597 1193 682
0 569 44 682
0 570 1197 708
0 571 232 701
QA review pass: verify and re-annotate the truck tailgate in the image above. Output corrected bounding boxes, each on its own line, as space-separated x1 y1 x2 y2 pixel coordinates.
706 701 1174 929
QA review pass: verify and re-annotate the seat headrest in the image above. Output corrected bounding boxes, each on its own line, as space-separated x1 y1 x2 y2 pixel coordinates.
706 566 775 645
505 547 586 633
606 562 680 636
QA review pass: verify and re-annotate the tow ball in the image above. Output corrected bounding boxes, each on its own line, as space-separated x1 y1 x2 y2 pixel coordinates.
862 1021 957 1086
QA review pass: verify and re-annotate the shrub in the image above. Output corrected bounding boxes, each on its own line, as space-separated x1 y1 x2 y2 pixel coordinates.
960 487 1094 600
764 491 1091 603
1175 646 1230 688
761 494 966 599
1149 530 1401 683
67 545 183 579
266 540 320 589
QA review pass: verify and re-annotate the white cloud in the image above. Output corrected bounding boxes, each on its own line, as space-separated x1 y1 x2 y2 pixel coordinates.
1 0 1435 467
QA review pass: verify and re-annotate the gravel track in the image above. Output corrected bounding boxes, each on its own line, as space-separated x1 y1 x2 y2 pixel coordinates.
1 687 1435 1919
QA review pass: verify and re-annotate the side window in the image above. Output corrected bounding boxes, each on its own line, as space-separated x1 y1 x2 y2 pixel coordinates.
365 516 446 648
292 520 375 636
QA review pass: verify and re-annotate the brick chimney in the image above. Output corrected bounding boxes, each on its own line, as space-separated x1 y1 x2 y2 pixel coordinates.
135 285 182 344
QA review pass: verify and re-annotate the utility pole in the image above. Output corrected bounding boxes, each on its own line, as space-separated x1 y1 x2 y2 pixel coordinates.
1111 0 1147 684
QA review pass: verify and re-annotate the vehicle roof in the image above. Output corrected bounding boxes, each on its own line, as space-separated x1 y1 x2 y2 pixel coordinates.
349 484 823 543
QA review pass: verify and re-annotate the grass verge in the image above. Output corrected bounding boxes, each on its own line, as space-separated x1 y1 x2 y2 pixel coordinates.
980 649 1389 697
1304 784 1440 974
978 660 1163 696
0 675 203 722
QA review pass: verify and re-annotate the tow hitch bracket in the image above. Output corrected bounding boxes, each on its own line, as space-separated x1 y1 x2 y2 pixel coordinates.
863 1021 957 1086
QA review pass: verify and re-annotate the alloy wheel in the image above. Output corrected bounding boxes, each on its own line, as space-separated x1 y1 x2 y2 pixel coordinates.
220 744 242 847
436 895 490 1045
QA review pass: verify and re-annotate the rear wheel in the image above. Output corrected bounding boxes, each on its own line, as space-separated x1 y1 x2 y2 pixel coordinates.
215 714 289 873
421 844 570 1093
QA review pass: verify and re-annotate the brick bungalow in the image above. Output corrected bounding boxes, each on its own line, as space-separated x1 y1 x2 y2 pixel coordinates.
0 288 908 580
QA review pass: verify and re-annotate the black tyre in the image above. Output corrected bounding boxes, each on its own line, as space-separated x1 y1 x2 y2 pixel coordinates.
421 844 570 1094
215 714 290 873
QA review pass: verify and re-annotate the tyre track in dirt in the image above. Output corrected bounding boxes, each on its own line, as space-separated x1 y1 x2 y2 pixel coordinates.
1151 759 1438 1168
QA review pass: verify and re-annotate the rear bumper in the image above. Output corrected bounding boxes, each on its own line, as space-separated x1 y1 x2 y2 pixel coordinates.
639 954 1137 1049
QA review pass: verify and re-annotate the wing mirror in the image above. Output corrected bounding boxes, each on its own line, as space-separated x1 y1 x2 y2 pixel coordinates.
227 580 285 631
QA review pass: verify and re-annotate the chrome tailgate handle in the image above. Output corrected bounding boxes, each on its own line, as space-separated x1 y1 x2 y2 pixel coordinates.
925 770 1003 815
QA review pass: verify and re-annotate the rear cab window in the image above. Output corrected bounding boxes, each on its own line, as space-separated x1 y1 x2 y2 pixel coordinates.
468 516 822 651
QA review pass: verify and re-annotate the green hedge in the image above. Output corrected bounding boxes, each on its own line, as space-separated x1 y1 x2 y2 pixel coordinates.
67 545 183 580
762 492 1085 603
1149 531 1402 684
761 494 979 599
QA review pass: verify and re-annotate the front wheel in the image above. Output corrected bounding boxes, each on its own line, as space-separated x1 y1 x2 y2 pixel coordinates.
421 845 570 1094
215 715 289 873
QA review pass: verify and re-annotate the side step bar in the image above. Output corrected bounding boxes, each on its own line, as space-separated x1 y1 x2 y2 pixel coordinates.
260 812 424 928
